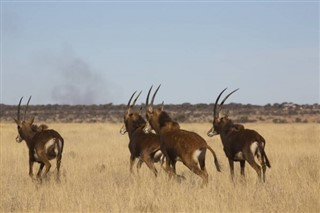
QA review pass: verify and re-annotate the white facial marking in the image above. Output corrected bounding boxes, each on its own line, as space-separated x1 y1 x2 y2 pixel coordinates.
16 135 23 143
120 125 127 135
143 122 152 134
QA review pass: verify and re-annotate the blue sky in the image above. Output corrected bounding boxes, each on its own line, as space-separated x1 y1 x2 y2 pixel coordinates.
1 1 319 105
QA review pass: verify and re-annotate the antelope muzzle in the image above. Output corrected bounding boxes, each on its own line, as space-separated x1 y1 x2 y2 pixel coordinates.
143 121 152 134
16 134 23 143
120 124 127 135
207 127 218 137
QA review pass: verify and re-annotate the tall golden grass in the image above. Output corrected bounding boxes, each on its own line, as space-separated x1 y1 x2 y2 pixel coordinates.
1 123 319 212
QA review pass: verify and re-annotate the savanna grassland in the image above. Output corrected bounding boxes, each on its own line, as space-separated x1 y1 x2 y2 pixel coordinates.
1 122 319 213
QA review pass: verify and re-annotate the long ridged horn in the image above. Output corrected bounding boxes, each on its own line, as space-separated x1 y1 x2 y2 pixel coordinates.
127 91 137 107
146 85 153 108
151 84 161 106
23 96 32 121
131 91 142 108
17 97 23 121
213 88 227 120
218 88 239 115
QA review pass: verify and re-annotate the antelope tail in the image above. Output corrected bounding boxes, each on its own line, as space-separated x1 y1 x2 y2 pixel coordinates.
56 136 64 158
206 145 221 172
262 148 271 168
59 137 64 155
258 141 271 168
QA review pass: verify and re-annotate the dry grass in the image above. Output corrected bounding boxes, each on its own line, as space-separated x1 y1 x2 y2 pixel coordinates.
1 122 319 213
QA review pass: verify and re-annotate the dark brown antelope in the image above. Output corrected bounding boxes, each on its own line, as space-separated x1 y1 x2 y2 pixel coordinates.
13 96 64 180
120 91 163 177
207 88 271 182
143 85 221 186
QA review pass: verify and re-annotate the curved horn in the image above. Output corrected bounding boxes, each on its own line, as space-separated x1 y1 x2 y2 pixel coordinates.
151 84 161 106
17 97 23 121
23 96 32 121
131 91 142 108
219 88 239 108
146 85 153 107
127 91 137 107
218 88 239 115
213 88 227 120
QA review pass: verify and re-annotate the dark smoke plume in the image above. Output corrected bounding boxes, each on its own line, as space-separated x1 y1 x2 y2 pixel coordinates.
49 53 110 105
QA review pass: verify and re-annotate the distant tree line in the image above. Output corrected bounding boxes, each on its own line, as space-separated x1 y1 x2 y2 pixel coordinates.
1 102 319 123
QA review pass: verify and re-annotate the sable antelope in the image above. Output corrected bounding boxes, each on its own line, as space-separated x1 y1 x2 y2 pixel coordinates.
13 96 64 180
207 88 271 182
143 85 221 186
120 91 163 177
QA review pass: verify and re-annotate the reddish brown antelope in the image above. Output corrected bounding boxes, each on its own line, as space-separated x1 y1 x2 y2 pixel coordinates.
207 88 271 182
143 85 221 186
120 91 163 177
13 96 64 180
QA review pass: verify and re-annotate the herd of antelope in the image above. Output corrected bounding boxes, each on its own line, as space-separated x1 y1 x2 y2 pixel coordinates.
13 86 271 186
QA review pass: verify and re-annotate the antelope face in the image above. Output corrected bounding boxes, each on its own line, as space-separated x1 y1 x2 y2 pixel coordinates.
207 118 222 137
209 88 239 137
143 121 152 134
14 119 34 143
14 96 35 143
207 126 218 137
208 117 234 137
120 124 127 135
122 111 145 134
14 121 23 142
143 107 153 134
120 111 131 135
144 84 162 134
144 107 161 134
121 90 143 135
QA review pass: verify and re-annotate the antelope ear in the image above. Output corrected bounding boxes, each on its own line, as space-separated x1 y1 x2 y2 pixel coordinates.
27 116 35 125
127 107 132 115
161 101 164 111
139 106 143 115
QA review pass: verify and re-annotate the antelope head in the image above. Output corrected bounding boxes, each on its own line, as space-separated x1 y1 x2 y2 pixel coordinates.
207 88 239 137
13 96 35 143
120 90 144 135
143 85 163 134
